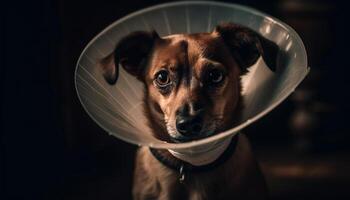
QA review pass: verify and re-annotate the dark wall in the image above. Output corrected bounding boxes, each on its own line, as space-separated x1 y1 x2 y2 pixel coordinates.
1 1 348 200
1 1 65 199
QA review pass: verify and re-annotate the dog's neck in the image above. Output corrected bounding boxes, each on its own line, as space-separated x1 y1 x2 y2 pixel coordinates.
149 134 239 173
168 136 233 166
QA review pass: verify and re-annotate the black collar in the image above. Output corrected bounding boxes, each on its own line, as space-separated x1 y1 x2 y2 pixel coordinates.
149 134 239 173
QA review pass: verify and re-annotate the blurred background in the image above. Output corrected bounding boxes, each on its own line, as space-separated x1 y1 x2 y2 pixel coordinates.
1 0 349 199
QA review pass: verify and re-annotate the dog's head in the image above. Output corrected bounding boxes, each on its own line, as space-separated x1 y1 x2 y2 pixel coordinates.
99 23 278 142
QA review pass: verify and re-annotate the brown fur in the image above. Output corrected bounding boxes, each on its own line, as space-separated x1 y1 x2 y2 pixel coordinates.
98 23 278 200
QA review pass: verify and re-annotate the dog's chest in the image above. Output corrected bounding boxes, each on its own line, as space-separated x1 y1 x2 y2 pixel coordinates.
158 170 230 200
134 147 234 200
184 175 229 200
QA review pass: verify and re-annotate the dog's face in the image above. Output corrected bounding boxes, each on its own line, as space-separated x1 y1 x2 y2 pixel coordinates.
99 23 278 142
144 33 242 142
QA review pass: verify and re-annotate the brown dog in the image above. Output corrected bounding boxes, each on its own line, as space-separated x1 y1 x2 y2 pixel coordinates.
99 23 278 200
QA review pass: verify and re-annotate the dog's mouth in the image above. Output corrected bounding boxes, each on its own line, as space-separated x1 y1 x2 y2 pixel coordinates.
168 126 219 143
165 117 230 143
170 131 215 143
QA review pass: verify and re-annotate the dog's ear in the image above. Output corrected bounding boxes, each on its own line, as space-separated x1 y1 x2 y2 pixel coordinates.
98 53 117 84
98 31 159 84
213 23 279 74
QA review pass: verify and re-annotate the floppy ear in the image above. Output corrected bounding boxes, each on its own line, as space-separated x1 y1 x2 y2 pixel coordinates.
214 23 279 74
98 31 159 84
98 52 117 84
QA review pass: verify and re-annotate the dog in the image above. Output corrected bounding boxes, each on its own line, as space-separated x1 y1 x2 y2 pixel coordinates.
98 22 278 200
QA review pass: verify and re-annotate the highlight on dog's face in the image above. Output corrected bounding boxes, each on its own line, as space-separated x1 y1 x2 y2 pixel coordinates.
99 23 278 142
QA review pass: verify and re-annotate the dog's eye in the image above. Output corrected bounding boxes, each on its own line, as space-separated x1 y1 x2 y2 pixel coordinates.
155 70 170 86
208 69 224 84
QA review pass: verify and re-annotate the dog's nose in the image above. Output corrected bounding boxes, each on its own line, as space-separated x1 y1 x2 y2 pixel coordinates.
176 115 203 137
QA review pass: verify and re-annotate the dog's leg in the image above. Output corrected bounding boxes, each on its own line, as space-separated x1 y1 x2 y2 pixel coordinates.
133 148 160 200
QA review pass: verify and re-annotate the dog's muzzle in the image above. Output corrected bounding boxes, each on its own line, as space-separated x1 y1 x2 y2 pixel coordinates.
176 114 203 137
174 103 207 140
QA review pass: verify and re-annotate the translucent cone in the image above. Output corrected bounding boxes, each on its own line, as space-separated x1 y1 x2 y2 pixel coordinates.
75 1 309 151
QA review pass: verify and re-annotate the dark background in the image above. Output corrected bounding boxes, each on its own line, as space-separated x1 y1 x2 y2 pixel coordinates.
1 0 349 199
